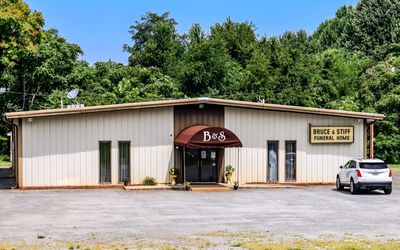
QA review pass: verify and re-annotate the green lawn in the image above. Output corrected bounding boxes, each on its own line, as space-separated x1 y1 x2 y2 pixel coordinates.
389 164 400 175
0 154 11 166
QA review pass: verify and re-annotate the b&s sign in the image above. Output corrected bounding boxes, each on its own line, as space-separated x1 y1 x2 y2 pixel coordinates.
309 126 354 144
203 131 226 142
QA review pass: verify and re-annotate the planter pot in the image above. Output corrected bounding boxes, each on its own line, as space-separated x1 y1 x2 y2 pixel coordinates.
225 173 232 184
184 186 191 191
233 185 239 190
170 175 177 185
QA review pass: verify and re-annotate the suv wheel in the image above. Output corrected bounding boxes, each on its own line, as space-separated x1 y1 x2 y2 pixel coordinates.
350 179 358 194
384 186 392 195
336 176 344 190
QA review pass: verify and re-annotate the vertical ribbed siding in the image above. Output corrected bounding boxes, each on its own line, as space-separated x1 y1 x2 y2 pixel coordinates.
224 107 364 184
22 107 174 187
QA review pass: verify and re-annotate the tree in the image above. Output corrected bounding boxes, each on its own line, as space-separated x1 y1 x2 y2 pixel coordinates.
342 0 400 59
124 12 182 74
6 29 82 111
375 85 400 163
0 0 44 71
178 24 231 97
210 18 257 66
312 6 352 51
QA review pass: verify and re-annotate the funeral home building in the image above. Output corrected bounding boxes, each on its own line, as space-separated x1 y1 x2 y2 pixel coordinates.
4 97 384 189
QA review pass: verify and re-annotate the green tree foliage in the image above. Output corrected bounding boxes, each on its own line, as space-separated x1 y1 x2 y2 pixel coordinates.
342 0 400 59
0 0 44 70
6 29 82 111
1 0 400 162
179 24 232 97
314 0 400 59
375 85 400 163
312 6 352 51
124 12 183 75
210 18 257 66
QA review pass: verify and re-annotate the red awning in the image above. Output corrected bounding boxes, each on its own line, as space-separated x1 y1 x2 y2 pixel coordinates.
175 125 243 148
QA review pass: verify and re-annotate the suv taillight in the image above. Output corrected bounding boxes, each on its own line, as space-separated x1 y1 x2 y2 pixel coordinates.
357 170 362 177
389 169 393 177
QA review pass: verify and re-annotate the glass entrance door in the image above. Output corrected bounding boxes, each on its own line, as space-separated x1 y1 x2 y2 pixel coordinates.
184 148 217 182
185 149 199 182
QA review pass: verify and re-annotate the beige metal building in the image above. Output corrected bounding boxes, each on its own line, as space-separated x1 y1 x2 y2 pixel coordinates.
5 97 384 189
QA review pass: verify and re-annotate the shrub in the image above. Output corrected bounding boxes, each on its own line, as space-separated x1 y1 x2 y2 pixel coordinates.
225 165 235 175
123 178 129 186
183 181 191 191
143 176 157 185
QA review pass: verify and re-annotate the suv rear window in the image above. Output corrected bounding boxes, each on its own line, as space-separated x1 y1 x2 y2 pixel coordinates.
359 163 388 169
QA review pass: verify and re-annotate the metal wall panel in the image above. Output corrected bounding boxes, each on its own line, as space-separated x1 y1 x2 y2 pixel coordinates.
224 107 364 184
21 107 174 187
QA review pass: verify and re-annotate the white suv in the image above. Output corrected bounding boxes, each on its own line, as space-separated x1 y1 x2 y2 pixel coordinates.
336 159 392 195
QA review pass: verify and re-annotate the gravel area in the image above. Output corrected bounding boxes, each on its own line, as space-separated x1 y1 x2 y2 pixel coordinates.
0 176 399 245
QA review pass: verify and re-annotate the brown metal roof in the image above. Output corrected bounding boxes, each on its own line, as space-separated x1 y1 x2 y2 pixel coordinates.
175 125 243 148
4 97 385 120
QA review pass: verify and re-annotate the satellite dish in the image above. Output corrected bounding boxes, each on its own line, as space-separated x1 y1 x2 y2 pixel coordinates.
67 88 79 99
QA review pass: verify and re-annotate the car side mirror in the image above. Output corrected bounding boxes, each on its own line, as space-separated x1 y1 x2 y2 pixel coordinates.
339 166 343 169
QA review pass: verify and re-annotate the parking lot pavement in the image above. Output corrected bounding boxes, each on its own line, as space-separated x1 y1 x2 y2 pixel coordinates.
0 179 399 244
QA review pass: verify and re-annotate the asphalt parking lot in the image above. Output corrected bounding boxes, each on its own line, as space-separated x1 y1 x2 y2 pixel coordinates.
0 175 399 245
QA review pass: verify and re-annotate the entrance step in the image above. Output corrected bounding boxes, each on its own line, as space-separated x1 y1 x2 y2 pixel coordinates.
190 184 231 192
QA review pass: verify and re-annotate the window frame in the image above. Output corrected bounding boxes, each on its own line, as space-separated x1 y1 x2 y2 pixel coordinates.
284 140 297 182
99 141 112 183
267 140 279 182
118 141 131 183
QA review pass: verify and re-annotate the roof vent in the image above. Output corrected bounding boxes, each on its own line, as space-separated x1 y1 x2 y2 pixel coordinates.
67 104 85 109
198 97 209 102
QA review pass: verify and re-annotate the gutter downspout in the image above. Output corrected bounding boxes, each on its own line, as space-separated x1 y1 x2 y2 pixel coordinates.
2 115 18 189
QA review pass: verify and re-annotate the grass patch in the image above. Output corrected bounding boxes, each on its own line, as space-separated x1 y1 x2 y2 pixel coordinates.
0 154 11 166
235 239 400 250
2 233 400 249
389 164 400 175
143 176 157 185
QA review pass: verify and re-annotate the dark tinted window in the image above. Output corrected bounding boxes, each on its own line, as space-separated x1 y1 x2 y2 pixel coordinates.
99 142 111 183
285 141 296 181
359 163 387 169
119 141 130 183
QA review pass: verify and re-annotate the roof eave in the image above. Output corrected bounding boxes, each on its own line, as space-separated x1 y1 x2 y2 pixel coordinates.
4 97 385 121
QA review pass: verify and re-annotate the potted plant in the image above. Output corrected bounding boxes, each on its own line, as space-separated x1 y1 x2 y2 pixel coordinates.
233 180 239 190
225 165 235 184
123 178 129 186
183 181 191 191
169 167 177 185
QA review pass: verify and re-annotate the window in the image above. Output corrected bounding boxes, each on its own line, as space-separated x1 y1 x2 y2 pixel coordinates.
119 141 130 183
267 141 279 182
344 161 350 169
99 141 111 183
360 163 387 169
285 141 296 181
349 161 356 169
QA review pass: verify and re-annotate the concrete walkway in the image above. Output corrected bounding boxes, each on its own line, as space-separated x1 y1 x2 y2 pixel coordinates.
123 182 300 191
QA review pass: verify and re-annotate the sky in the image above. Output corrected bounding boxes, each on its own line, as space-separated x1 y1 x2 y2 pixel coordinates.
26 0 358 65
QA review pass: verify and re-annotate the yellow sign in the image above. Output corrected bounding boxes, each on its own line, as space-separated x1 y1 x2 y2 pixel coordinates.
309 126 354 144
